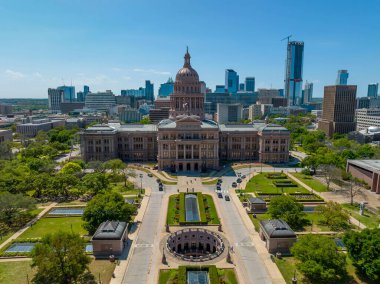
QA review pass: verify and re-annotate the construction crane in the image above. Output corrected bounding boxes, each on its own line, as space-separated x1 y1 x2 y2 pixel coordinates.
281 35 292 43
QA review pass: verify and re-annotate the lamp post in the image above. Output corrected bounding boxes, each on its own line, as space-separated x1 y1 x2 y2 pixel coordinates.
139 173 143 197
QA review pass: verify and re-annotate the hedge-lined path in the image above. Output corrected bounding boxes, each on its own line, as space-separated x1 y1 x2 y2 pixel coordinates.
287 173 367 229
0 203 57 251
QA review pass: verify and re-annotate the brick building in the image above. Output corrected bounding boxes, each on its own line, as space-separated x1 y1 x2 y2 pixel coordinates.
318 85 357 137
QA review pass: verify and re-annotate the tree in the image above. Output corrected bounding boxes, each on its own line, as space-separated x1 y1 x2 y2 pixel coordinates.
343 229 380 281
139 116 151 124
82 173 110 195
60 162 83 176
0 192 35 226
103 159 126 184
291 234 347 283
50 173 80 200
267 195 305 229
301 155 320 175
31 231 93 284
0 141 13 160
319 164 341 191
344 175 365 205
316 201 349 231
82 192 136 234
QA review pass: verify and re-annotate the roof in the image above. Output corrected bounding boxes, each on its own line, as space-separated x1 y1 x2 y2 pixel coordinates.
219 123 264 132
248 197 266 204
158 116 218 129
92 220 128 240
260 219 296 238
347 159 380 172
86 123 157 133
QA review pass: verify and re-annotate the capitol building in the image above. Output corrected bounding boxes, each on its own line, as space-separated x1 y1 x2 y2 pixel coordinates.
80 50 290 172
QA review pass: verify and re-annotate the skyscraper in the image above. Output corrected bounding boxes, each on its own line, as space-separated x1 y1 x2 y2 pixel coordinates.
367 83 379 97
303 81 313 104
48 88 64 113
336 70 349 85
245 77 255 92
318 85 357 138
158 78 174 97
239 83 245 91
57 86 75 102
284 41 304 106
225 69 239 93
145 80 154 102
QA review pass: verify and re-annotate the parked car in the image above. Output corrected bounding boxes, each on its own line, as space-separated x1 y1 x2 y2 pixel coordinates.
218 179 223 183
224 195 230 201
153 165 158 170
241 175 246 179
216 185 221 191
148 173 153 177
156 179 161 183
217 192 223 198
159 187 163 191
232 182 237 188
237 178 242 183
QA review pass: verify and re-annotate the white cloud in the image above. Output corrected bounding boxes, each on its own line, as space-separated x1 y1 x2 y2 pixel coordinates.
133 68 171 75
5 69 25 80
122 76 132 80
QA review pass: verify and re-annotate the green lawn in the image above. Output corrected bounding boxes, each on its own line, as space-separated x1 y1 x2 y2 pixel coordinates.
249 213 271 232
0 259 115 284
0 231 14 246
167 195 179 225
341 203 380 229
0 260 34 284
89 259 116 284
166 193 220 225
204 194 220 224
217 268 238 284
18 217 87 239
249 212 333 232
245 173 309 194
274 256 301 284
159 269 178 284
158 268 238 284
292 173 328 192
275 255 375 284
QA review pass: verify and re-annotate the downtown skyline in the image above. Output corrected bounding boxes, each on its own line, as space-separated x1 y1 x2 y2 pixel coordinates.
0 0 379 99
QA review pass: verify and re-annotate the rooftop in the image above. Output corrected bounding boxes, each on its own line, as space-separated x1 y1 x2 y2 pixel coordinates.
260 219 296 238
347 159 380 172
248 197 266 204
92 220 128 240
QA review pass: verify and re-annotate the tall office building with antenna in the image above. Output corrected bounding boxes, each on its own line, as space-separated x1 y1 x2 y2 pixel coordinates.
284 40 304 106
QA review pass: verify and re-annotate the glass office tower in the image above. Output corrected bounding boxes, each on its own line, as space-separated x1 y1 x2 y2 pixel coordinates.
284 41 304 105
336 70 349 85
225 69 239 93
245 77 255 92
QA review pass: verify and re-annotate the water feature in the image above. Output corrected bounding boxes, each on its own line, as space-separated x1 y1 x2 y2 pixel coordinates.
5 242 36 253
85 243 93 253
185 194 200 222
48 207 84 215
303 206 316 212
187 271 209 284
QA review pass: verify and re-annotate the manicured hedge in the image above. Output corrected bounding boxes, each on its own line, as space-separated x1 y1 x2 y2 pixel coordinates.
179 192 186 224
266 173 287 179
272 180 298 187
196 192 207 223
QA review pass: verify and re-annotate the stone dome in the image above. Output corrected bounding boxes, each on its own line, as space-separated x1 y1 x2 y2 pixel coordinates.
175 48 199 83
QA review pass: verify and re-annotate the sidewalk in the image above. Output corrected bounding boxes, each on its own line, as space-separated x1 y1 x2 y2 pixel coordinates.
0 202 57 251
110 188 152 283
287 173 367 229
229 189 286 284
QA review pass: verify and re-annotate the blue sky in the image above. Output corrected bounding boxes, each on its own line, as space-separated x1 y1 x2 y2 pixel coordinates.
0 0 379 98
